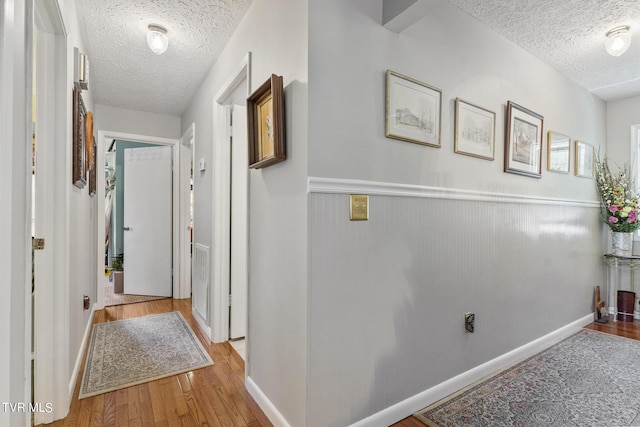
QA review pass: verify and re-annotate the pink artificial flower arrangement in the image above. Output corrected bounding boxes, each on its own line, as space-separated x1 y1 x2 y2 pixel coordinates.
595 155 640 233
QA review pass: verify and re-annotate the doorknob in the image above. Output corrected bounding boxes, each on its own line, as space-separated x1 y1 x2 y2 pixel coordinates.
123 227 131 231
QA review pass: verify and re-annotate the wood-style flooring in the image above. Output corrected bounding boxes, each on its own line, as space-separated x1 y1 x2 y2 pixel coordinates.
42 302 640 427
40 298 271 427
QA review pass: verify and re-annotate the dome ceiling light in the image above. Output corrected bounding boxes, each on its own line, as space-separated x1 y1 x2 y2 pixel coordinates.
147 24 169 55
605 25 631 57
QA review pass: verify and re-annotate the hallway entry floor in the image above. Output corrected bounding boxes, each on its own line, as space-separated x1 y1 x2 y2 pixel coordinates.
40 298 271 427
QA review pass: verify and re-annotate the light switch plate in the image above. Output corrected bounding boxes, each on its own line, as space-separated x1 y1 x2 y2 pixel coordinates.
350 194 369 221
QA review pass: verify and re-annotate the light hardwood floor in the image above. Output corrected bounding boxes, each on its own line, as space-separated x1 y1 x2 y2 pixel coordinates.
42 301 638 427
40 298 271 427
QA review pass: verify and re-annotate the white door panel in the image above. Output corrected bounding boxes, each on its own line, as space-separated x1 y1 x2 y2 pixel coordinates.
123 146 172 297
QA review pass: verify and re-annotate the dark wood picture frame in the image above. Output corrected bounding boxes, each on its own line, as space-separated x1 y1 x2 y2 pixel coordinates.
72 87 87 188
89 137 97 196
504 101 543 178
247 74 285 169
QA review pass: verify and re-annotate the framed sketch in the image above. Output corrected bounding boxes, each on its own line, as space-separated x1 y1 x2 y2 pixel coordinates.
504 101 543 178
72 87 87 188
385 70 441 148
247 74 285 169
547 131 570 173
575 140 594 178
454 98 495 160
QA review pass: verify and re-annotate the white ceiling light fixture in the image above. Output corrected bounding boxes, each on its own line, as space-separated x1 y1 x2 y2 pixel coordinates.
605 25 631 57
147 24 169 55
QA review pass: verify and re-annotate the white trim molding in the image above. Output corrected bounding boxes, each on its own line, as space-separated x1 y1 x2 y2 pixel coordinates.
349 313 593 427
246 377 292 427
308 177 600 208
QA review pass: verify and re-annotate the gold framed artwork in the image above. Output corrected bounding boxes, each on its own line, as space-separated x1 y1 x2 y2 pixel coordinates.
454 98 495 160
72 87 87 188
247 74 285 169
547 131 570 173
385 70 441 148
575 140 594 178
504 101 543 178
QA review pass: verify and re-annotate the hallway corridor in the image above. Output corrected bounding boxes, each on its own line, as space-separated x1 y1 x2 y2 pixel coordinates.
41 299 270 426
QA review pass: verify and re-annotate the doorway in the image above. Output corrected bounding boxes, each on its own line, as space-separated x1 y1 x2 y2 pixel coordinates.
96 131 189 310
211 53 251 357
104 140 173 305
32 0 69 423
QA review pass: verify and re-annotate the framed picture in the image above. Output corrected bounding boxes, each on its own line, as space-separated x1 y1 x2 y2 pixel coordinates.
385 70 441 148
547 131 570 173
72 87 87 188
454 98 495 160
89 137 97 196
504 101 543 178
575 140 594 178
247 74 285 169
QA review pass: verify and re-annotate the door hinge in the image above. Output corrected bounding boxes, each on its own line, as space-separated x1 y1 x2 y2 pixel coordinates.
228 294 232 307
32 238 45 250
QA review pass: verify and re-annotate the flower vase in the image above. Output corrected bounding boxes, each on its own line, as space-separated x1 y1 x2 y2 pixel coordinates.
612 231 633 257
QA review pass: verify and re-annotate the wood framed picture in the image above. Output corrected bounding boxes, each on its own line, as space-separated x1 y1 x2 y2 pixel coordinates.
504 101 543 178
247 74 285 169
72 87 87 188
547 131 570 173
575 140 594 178
454 98 495 160
385 70 441 148
89 137 97 196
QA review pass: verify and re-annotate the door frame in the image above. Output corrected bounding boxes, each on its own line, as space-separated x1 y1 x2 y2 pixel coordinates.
211 52 251 344
179 124 195 302
95 131 187 309
33 0 70 423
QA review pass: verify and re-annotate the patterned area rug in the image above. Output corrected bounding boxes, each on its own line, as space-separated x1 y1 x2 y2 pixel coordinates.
79 311 213 399
414 329 640 426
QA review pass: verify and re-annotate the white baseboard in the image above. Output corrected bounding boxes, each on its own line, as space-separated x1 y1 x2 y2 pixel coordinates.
192 307 212 339
246 376 291 427
349 313 594 427
69 303 97 399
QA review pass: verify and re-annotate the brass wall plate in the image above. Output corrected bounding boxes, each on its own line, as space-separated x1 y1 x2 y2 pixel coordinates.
350 194 369 221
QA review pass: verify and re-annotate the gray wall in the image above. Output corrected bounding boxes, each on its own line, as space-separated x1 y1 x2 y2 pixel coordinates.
306 0 606 425
180 0 309 425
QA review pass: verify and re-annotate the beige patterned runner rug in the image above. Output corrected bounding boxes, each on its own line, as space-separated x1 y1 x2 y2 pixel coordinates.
414 329 640 426
79 311 213 399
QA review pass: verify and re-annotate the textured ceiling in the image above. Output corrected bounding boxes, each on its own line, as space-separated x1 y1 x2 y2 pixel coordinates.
445 0 640 101
75 0 252 116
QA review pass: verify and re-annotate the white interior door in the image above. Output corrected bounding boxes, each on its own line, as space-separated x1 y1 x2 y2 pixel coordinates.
230 105 248 339
123 146 172 296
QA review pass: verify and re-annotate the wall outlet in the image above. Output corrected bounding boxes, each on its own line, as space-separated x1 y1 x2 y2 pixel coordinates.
465 312 475 333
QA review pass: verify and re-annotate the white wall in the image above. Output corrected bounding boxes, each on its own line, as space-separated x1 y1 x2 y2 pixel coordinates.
180 0 308 425
606 95 640 165
95 104 181 139
306 1 606 425
0 0 31 425
60 0 98 395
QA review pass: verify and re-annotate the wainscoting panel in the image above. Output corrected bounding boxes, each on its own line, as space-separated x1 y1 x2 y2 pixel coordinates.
306 179 603 427
192 243 209 323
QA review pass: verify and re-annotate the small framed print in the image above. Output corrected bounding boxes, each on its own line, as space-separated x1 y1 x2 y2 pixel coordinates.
454 98 495 160
575 140 594 178
247 74 286 169
504 101 543 178
547 131 570 173
385 70 441 148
